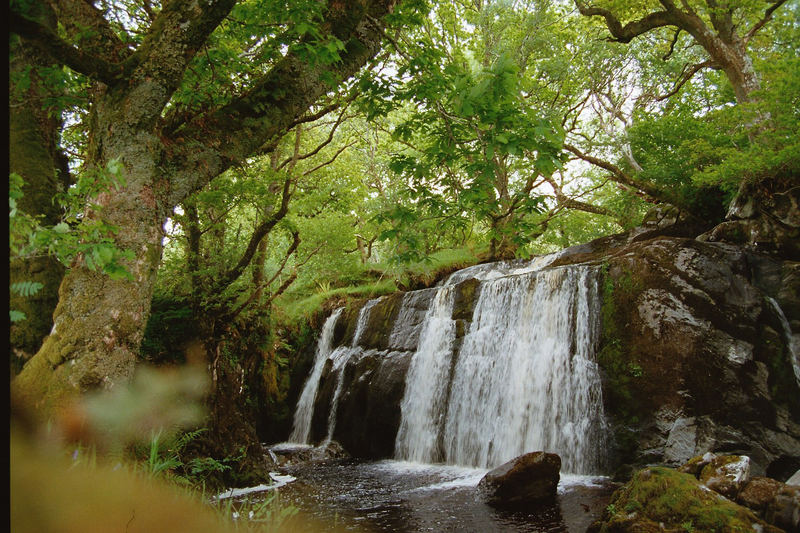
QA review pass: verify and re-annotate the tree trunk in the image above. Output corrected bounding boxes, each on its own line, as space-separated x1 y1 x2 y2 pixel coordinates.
489 215 518 261
13 88 169 413
11 0 399 419
9 13 69 375
700 33 760 103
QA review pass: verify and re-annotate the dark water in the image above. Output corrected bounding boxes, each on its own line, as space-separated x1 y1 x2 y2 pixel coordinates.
266 459 616 532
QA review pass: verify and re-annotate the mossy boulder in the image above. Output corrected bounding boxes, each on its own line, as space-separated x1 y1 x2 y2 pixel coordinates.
588 466 783 533
737 476 784 515
699 455 751 499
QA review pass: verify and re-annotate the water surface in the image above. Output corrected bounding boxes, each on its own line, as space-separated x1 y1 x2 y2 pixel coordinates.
272 459 616 532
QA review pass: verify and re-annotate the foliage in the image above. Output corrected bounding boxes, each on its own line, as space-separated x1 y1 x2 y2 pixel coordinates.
140 296 197 364
9 281 44 323
362 2 569 261
9 161 134 280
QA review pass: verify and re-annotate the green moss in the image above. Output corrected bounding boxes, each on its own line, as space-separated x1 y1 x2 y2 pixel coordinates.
597 262 645 423
699 455 745 485
452 278 480 321
598 467 778 533
12 334 80 421
277 279 398 324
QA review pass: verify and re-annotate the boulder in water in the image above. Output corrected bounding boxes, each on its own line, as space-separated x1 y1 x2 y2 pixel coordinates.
477 451 561 507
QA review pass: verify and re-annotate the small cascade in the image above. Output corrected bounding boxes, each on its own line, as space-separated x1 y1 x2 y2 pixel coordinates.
766 297 800 387
289 308 343 444
442 266 605 473
395 286 457 462
292 259 607 473
323 297 382 444
394 264 606 474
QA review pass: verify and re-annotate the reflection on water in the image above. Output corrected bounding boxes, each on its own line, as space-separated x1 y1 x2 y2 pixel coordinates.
270 459 616 532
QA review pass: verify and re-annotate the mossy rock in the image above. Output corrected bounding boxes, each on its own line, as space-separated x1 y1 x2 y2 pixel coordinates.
678 452 717 478
452 278 480 321
589 467 782 533
699 455 751 499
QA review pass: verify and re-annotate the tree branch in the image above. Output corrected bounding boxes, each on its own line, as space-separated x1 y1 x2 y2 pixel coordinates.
745 0 789 43
575 2 675 43
211 173 294 294
302 141 357 177
663 28 681 60
278 103 351 170
657 59 718 101
51 0 131 62
122 0 238 101
227 231 301 319
544 175 612 216
161 0 398 207
10 10 122 84
564 143 670 204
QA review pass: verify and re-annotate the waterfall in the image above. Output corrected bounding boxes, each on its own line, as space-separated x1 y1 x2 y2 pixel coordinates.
395 265 606 474
766 297 800 388
289 308 343 444
323 297 382 444
395 287 457 462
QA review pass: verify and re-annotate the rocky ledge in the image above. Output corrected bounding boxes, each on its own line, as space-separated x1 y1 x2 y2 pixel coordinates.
589 453 799 532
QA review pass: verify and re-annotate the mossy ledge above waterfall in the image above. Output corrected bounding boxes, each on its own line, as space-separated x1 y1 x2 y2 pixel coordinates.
293 191 800 483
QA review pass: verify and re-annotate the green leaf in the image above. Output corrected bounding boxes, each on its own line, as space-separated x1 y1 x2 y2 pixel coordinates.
10 310 27 323
10 281 44 297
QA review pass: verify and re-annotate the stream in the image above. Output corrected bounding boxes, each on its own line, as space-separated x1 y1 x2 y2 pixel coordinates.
241 453 616 532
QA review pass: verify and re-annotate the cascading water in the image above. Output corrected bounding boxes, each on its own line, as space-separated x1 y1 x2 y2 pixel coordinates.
289 308 344 444
394 286 457 463
766 297 800 387
289 260 607 474
323 297 382 444
395 265 606 474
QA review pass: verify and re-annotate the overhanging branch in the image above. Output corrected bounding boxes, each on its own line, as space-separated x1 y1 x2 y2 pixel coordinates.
10 10 122 84
745 0 789 43
657 60 718 101
575 2 675 43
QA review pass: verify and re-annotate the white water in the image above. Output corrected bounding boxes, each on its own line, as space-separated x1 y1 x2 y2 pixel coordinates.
396 265 606 474
289 308 343 444
767 297 800 388
290 261 607 474
394 287 457 462
323 298 382 444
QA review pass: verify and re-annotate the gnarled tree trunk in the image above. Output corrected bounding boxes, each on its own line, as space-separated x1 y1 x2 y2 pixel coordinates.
9 5 70 376
11 0 400 418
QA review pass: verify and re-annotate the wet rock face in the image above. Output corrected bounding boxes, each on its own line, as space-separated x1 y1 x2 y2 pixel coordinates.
702 179 800 260
333 350 413 458
299 224 799 480
595 235 800 477
477 452 561 508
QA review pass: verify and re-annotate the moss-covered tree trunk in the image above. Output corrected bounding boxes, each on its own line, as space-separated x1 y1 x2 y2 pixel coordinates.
13 90 169 411
10 0 399 418
9 7 70 375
